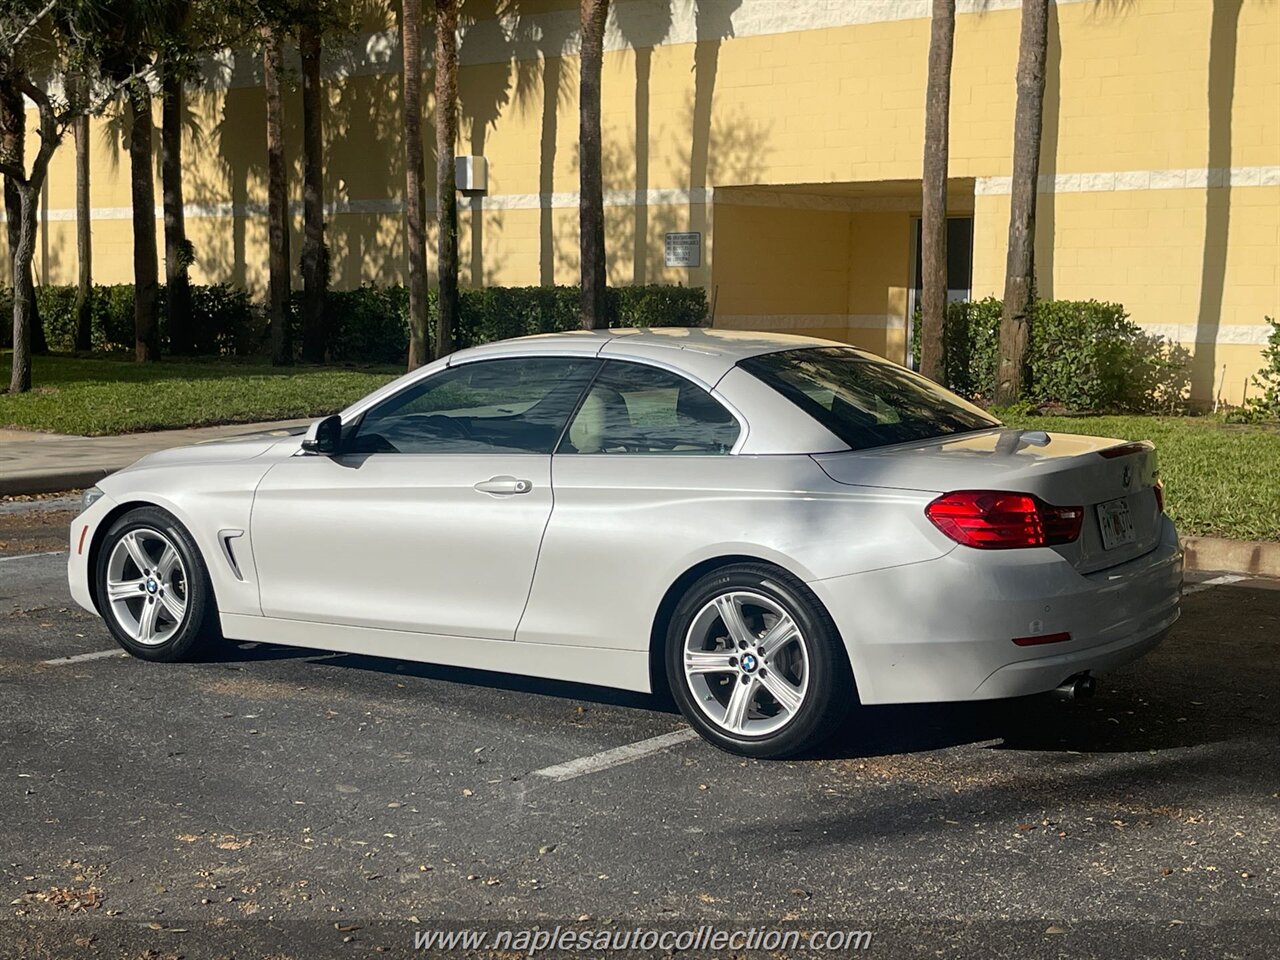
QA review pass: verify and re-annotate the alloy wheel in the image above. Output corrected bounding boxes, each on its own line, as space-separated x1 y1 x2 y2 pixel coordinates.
681 590 810 737
104 527 189 646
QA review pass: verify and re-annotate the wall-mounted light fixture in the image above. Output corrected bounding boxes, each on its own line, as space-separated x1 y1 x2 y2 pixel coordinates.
455 156 488 194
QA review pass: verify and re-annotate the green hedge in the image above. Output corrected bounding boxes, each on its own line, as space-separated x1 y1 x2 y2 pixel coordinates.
911 297 1189 413
5 282 708 364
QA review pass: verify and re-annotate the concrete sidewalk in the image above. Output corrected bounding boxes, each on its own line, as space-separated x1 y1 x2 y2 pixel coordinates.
0 419 310 496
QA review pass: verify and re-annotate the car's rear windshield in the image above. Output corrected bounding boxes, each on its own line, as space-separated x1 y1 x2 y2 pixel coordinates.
739 347 1001 451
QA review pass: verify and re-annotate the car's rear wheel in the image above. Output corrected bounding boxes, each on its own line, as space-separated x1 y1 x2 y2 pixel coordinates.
96 506 219 662
665 563 853 758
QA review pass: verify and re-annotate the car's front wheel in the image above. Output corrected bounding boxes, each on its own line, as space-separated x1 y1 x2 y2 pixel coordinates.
665 563 853 758
95 506 219 662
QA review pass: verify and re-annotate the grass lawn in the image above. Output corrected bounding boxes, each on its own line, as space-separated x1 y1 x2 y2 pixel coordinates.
1003 413 1280 543
0 352 400 436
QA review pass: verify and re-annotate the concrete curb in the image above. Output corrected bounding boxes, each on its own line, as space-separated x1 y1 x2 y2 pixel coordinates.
1182 536 1280 578
0 468 113 497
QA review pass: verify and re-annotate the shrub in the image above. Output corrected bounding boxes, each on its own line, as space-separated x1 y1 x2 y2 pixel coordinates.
177 283 257 356
9 282 707 364
912 297 1187 413
317 283 708 363
1236 316 1280 422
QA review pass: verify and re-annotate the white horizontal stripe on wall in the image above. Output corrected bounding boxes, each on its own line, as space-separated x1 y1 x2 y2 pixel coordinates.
717 314 906 332
976 166 1280 195
1140 324 1272 347
30 160 1278 224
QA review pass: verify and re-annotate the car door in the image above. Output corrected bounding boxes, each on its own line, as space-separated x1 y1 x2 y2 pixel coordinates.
251 355 600 639
519 359 754 652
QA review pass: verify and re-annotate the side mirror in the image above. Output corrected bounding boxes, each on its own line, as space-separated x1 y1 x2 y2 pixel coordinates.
301 415 343 455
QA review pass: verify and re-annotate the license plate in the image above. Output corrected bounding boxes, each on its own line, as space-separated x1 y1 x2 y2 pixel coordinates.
1097 497 1136 550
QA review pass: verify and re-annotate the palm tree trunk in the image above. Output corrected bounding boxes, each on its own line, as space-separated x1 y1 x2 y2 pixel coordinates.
402 0 429 369
578 0 609 330
263 29 291 366
919 0 955 384
129 82 160 362
299 24 328 364
994 0 1049 406
434 0 459 359
73 76 93 353
1 70 45 356
161 64 193 354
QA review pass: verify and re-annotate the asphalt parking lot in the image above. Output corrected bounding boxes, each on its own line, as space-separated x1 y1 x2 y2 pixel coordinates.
1 501 1277 958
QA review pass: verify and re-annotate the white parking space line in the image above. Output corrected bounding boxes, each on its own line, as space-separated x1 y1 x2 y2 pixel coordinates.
531 728 700 783
1183 574 1248 596
43 648 125 666
0 551 63 563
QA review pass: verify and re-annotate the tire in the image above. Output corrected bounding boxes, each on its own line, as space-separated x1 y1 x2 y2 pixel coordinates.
95 506 220 662
665 562 854 759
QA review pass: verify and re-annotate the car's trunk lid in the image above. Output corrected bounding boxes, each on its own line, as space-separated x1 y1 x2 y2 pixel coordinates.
812 428 1163 573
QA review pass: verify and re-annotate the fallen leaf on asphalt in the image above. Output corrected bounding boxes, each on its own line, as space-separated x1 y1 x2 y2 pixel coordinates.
1045 926 1067 935
1160 868 1173 876
789 888 810 899
1016 824 1036 832
462 788 474 797
335 922 361 933
539 844 556 855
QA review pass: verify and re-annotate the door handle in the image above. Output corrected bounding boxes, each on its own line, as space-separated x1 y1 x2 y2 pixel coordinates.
473 475 533 496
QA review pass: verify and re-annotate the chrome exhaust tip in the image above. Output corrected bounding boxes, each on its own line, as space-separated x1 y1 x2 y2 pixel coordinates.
1052 674 1096 700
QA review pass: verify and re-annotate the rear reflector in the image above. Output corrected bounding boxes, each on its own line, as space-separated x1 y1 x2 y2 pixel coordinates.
1154 478 1165 513
925 491 1084 549
1012 631 1072 647
1098 441 1152 459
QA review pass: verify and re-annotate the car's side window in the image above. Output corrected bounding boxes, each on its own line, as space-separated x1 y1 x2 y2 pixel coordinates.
557 361 741 455
350 357 600 455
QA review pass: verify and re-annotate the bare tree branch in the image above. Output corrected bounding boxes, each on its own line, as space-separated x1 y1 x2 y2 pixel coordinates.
0 0 57 51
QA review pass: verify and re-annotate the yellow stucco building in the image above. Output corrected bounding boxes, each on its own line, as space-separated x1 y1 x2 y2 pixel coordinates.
28 0 1280 404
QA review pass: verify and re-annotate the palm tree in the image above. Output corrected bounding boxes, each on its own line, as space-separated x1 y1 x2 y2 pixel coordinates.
994 0 1050 406
127 74 161 361
434 0 459 359
73 73 93 352
919 0 955 384
402 0 429 369
263 26 291 365
160 41 194 355
578 0 609 330
299 19 328 363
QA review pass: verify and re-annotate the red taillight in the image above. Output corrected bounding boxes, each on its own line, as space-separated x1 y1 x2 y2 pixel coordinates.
1154 479 1164 513
925 490 1084 549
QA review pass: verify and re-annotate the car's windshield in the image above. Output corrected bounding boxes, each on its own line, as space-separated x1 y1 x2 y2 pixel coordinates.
739 347 1001 451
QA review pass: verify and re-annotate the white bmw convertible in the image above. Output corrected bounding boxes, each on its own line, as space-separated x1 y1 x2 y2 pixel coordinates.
68 328 1182 757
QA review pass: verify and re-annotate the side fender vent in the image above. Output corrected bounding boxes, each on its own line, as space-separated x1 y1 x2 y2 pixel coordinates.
219 529 246 581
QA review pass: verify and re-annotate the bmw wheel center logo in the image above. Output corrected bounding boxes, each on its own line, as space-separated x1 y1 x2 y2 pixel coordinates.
741 653 758 673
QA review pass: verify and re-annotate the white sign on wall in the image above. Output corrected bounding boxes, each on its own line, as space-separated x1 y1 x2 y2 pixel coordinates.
664 232 702 268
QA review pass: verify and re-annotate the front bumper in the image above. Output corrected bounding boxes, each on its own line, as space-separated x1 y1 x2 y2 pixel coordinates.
67 492 119 617
809 516 1183 705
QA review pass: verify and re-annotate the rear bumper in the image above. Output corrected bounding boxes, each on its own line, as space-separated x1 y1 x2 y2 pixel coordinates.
809 516 1182 705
